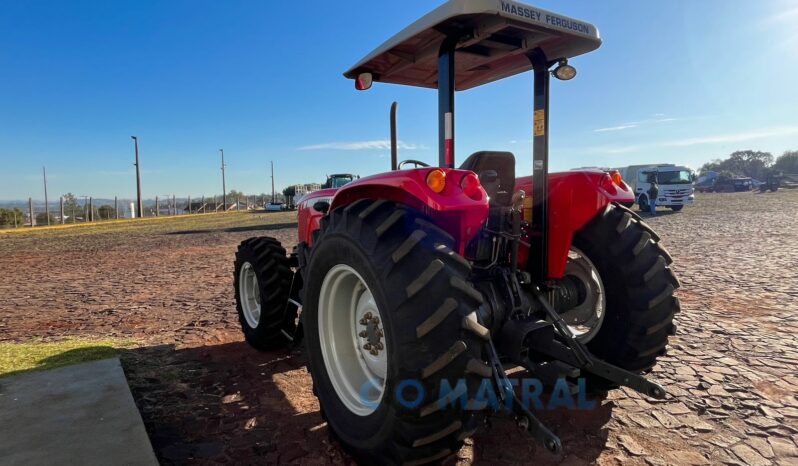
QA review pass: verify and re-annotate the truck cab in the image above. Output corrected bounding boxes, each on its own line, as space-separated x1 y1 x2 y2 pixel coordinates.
620 164 695 211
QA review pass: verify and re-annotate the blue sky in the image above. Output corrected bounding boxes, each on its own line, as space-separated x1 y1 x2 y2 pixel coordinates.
1 0 797 200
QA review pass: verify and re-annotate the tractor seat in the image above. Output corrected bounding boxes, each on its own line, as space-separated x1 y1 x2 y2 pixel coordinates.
459 151 516 206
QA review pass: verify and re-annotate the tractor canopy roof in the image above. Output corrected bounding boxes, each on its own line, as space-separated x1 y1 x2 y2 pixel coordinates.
344 0 601 90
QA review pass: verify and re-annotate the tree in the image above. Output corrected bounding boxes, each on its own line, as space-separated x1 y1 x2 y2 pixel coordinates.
62 193 81 223
773 150 798 174
35 212 57 225
0 208 24 228
699 150 773 180
97 205 116 220
282 186 296 198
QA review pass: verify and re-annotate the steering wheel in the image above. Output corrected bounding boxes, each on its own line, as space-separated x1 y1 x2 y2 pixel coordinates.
397 159 430 169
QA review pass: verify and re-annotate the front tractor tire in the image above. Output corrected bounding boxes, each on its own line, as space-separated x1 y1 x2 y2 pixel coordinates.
574 204 680 384
303 200 489 466
234 237 295 351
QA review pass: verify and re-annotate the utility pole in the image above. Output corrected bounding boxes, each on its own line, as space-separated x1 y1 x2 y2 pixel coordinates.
220 149 227 211
131 136 143 220
271 161 276 204
42 166 50 225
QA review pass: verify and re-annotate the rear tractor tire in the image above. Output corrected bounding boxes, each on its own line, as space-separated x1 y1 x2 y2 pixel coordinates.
234 237 296 351
303 200 489 466
572 203 680 388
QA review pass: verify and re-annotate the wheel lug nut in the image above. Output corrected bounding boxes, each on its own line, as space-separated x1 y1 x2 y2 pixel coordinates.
364 312 372 319
363 343 372 350
376 342 383 350
372 316 379 324
370 349 379 356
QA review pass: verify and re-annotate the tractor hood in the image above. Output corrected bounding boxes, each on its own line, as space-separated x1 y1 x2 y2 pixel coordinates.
344 0 601 90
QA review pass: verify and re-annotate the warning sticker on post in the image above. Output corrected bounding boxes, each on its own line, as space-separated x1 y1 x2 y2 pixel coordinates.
534 110 545 137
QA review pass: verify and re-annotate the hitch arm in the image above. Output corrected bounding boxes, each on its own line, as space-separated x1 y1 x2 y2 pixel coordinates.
528 336 666 399
528 288 667 400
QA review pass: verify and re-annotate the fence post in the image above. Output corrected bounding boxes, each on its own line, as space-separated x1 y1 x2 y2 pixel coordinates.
89 197 94 222
172 194 176 216
29 197 34 227
115 196 119 219
155 196 159 217
60 196 65 224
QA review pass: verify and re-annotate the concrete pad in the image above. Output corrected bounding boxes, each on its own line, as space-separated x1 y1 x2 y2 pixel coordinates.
0 357 157 466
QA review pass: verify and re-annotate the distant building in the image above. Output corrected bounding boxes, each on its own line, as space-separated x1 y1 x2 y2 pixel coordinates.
294 183 322 198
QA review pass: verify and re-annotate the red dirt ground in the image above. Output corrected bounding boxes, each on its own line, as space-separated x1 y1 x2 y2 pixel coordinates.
1 192 797 465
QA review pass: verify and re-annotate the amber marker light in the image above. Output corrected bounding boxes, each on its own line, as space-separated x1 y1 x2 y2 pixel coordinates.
426 169 446 193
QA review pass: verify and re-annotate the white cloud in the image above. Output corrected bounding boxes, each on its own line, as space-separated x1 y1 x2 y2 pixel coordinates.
593 116 681 133
298 140 423 151
585 125 798 155
662 126 798 147
594 124 639 133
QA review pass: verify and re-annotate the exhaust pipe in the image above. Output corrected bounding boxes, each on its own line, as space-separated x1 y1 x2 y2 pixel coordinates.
390 101 398 170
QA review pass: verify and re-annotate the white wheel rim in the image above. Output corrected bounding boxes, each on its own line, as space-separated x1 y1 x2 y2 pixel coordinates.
560 247 606 343
318 264 387 416
239 262 261 328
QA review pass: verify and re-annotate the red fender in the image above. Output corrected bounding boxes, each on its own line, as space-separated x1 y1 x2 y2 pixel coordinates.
300 169 632 279
516 170 634 279
296 188 337 247
329 168 489 254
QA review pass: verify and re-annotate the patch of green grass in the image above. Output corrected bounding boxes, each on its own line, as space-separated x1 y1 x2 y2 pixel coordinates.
0 338 132 378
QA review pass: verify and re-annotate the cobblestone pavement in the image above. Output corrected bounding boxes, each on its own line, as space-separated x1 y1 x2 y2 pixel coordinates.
1 192 796 465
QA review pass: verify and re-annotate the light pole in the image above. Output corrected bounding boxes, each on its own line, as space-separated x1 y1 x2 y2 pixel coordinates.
220 149 227 211
81 195 89 222
42 166 50 225
132 136 143 219
271 161 275 204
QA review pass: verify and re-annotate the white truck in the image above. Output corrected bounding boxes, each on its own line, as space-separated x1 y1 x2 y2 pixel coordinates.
616 164 695 211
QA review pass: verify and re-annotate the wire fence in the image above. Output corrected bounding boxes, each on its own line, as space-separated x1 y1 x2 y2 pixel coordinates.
0 193 290 229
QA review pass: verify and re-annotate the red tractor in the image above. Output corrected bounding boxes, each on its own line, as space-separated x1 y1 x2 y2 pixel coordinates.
234 1 677 464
